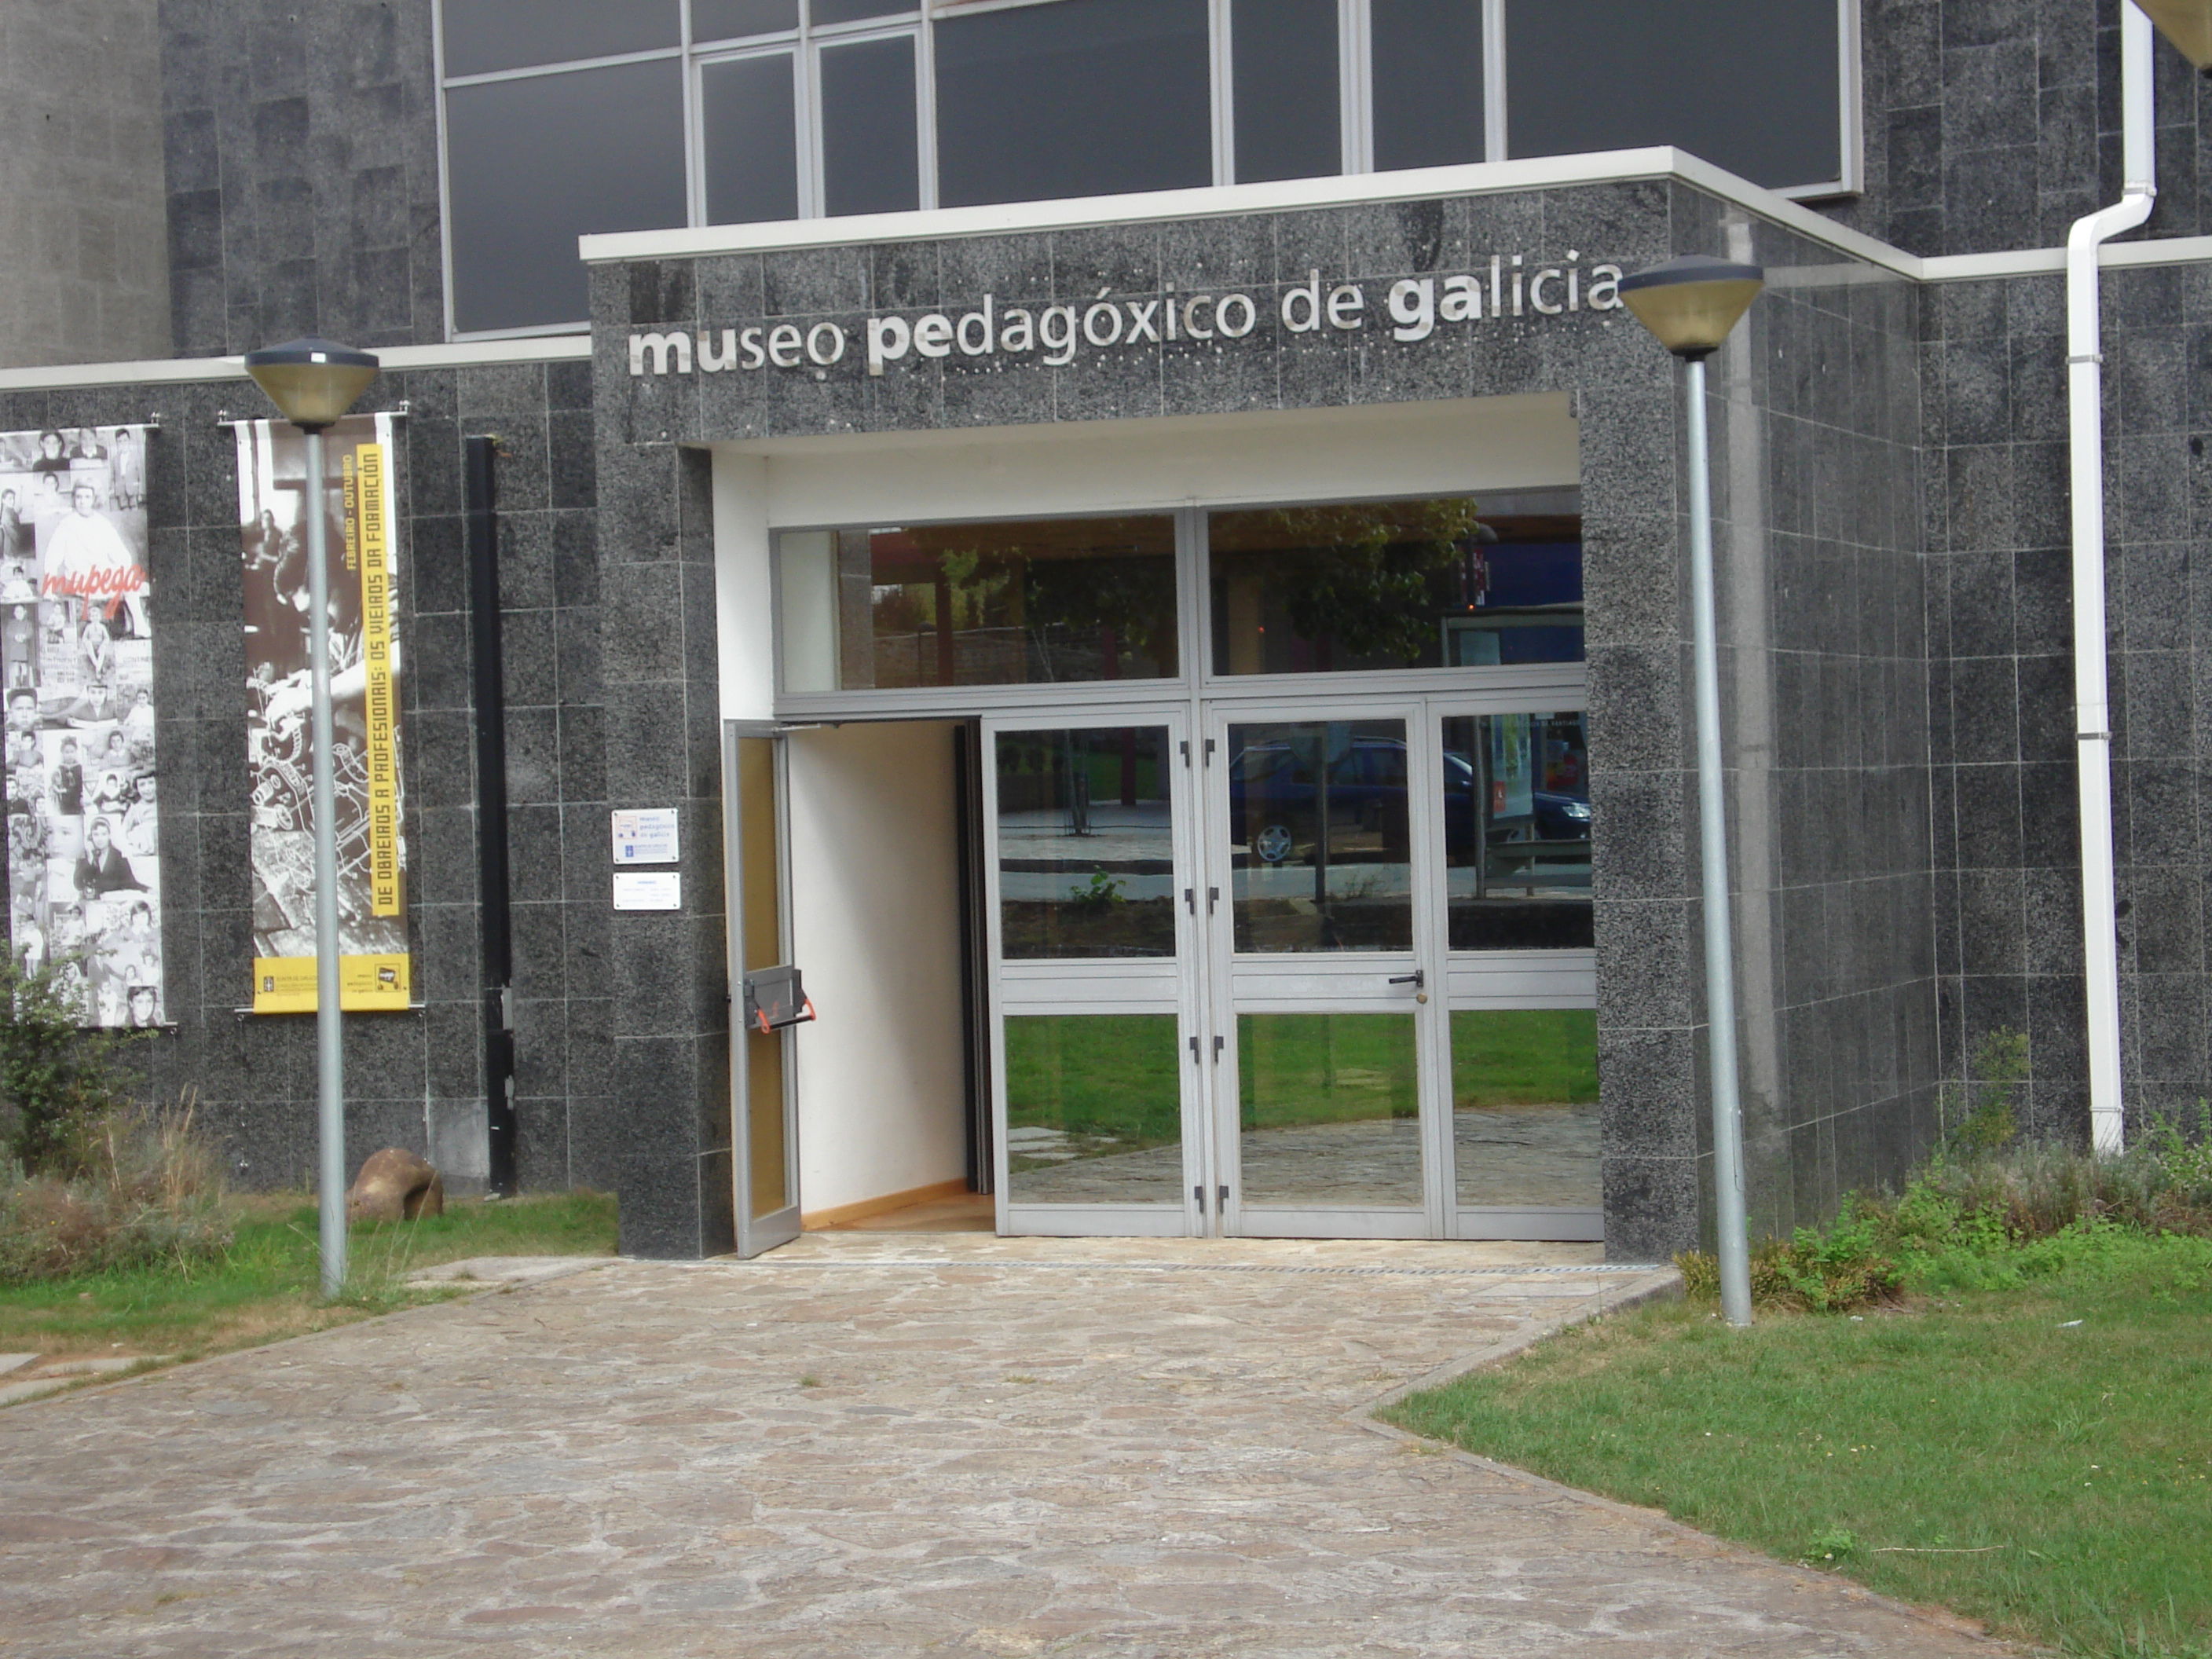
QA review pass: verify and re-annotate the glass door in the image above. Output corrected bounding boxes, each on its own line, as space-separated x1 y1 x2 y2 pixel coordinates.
1204 705 1448 1238
725 724 801 1259
1432 705 1600 1241
983 712 1202 1236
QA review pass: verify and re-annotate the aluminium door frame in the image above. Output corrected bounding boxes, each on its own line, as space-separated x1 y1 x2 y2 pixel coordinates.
724 720 804 1259
1200 692 1445 1240
979 704 1205 1239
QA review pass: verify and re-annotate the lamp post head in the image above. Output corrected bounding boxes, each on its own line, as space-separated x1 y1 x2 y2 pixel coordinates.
242 337 380 432
2132 0 2212 73
1617 255 1765 361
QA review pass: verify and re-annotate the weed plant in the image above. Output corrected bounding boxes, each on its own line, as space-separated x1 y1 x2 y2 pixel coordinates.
0 1096 232 1283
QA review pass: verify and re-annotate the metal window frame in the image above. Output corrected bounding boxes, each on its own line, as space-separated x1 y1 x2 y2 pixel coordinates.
435 0 1862 337
765 489 1589 723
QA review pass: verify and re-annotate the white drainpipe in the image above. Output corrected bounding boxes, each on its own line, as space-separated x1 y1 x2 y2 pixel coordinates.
2066 2 2157 1155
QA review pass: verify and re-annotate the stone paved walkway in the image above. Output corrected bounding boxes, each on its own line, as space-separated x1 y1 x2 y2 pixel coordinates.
0 1235 2012 1658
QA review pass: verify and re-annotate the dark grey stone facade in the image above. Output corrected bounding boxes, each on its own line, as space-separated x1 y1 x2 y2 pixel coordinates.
0 361 609 1197
160 0 445 356
0 0 2188 1261
1923 260 2212 1141
148 0 2212 366
585 179 1935 1258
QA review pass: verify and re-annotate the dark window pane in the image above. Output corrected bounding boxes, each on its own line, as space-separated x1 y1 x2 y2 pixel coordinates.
1209 496 1584 676
996 729 1176 960
693 0 799 41
936 0 1210 207
702 53 801 225
1229 720 1414 953
1232 0 1339 183
813 0 915 21
1441 712 1591 950
1505 0 1842 189
443 0 678 75
785 516 1177 690
445 61 687 334
820 36 919 215
1372 0 1484 170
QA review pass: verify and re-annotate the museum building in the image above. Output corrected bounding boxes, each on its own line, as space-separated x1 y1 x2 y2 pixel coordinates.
4 0 2211 1261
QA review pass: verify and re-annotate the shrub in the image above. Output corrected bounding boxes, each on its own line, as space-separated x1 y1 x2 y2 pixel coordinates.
1939 1027 2031 1155
0 1095 231 1283
1677 1098 2212 1312
0 958 142 1176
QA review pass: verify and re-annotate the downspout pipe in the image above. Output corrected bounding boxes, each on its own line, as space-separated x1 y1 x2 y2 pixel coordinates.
2065 2 2157 1156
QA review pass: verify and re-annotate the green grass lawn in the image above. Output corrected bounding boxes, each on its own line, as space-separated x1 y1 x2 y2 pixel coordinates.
1383 1230 2212 1658
0 1192 617 1366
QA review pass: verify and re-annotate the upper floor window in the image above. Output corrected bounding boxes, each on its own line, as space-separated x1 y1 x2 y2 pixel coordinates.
438 0 1857 337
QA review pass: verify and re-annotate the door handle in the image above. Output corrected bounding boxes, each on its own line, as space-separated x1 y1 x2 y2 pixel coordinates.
1387 969 1426 987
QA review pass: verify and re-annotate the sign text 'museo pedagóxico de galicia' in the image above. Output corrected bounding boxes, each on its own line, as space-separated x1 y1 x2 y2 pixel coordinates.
628 255 1626 380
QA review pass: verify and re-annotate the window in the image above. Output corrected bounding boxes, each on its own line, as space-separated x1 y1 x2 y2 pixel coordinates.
1504 0 1844 191
1207 495 1584 676
936 0 1212 207
438 0 1857 335
1370 0 1484 172
777 516 1179 692
444 60 687 335
1230 0 1340 184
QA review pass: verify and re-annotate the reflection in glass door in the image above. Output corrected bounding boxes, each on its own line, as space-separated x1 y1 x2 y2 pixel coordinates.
984 716 1199 1235
1437 709 1601 1240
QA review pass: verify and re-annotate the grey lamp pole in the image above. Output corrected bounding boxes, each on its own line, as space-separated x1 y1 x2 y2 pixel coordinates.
1616 256 1765 1328
241 337 381 1298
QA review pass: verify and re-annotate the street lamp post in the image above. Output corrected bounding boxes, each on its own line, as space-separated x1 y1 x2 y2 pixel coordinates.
1616 255 1765 1328
241 337 381 1298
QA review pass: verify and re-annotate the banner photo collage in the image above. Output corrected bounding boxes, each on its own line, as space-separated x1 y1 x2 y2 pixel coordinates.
2 426 163 1029
236 414 410 1013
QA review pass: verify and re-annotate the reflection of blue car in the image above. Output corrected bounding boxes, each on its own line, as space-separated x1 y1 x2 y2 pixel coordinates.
1229 735 1589 864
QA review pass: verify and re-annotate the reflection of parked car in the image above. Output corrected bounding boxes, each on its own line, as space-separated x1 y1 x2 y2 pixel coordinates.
1230 734 1590 865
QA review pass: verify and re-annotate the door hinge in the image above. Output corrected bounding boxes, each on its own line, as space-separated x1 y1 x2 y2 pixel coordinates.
1212 1034 1224 1060
1179 738 1191 765
1188 1035 1201 1063
1218 1184 1229 1207
1194 1183 1206 1213
1203 737 1217 764
1184 886 1195 914
1207 884 1219 914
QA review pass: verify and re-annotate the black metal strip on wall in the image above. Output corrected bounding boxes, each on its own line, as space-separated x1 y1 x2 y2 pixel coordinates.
952 722 993 1195
465 436 517 1195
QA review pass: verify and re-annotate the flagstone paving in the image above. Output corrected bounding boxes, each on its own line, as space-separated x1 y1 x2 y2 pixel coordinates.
0 1234 2014 1658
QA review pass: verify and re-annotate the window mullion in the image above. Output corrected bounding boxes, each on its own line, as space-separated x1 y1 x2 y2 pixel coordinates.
1481 0 1506 162
1342 0 1370 174
1210 0 1235 186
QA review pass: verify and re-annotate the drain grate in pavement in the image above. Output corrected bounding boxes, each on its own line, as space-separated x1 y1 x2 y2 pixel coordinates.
705 1258 1670 1279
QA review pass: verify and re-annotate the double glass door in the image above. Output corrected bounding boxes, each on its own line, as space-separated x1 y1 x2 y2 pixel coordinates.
983 698 1598 1241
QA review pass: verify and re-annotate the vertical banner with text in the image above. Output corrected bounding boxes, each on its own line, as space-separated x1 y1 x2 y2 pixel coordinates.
236 413 409 1012
2 425 165 1027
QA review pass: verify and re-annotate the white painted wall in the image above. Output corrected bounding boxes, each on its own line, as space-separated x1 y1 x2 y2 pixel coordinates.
786 720 969 1214
712 449 775 720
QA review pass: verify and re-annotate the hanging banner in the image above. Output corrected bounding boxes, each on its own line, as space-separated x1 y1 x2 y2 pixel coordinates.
1 426 164 1028
236 413 409 1013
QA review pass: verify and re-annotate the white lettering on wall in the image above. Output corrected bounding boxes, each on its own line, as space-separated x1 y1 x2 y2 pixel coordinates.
630 253 1629 379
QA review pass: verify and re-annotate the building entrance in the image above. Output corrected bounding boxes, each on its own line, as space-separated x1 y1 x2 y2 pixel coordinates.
983 695 1596 1242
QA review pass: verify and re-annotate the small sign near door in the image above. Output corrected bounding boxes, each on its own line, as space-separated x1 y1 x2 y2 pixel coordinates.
613 870 682 911
612 808 680 866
